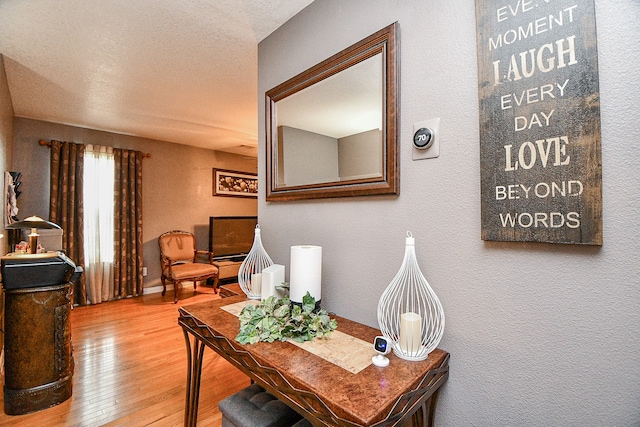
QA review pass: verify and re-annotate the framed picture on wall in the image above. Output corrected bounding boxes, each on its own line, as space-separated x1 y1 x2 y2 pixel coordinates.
213 168 258 198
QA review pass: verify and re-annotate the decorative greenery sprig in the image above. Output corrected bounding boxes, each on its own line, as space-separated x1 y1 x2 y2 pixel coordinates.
235 292 338 345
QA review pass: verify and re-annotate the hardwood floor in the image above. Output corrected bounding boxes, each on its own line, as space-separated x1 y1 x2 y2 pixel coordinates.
0 285 251 426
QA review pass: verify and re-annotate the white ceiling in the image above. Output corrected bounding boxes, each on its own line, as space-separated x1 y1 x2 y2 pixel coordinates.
0 0 315 157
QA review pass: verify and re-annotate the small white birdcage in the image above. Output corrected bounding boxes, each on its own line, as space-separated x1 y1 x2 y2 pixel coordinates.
377 231 445 361
238 225 274 299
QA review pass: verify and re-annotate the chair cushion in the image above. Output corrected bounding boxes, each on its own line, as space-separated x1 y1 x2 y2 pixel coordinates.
159 232 196 262
219 384 303 427
171 263 218 280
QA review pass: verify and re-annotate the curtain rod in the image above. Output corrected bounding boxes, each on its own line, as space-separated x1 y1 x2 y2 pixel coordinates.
39 139 151 158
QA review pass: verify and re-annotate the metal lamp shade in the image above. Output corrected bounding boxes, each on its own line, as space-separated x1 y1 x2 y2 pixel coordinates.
6 216 61 230
6 216 61 254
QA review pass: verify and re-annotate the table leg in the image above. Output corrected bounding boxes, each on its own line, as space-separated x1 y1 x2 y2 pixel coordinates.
404 388 441 427
183 330 206 427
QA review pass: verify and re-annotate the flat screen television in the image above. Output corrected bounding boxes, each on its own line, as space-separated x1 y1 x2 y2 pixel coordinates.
209 216 258 260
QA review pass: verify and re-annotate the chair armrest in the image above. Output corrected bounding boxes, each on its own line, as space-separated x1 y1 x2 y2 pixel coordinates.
160 254 174 273
195 250 214 264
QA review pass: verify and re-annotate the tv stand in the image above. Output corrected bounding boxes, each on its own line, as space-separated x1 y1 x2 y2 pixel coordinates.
213 255 246 282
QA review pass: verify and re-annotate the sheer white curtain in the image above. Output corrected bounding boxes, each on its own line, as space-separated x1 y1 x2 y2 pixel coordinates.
83 145 115 304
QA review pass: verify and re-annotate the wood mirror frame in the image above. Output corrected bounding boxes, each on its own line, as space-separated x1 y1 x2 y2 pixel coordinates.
266 23 399 201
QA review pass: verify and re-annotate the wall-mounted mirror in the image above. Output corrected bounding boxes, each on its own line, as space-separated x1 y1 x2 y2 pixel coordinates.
266 23 398 201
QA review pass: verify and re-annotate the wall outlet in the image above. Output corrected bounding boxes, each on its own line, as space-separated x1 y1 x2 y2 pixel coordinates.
142 267 148 276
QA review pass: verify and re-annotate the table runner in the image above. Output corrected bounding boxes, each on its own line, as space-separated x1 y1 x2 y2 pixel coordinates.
221 300 374 374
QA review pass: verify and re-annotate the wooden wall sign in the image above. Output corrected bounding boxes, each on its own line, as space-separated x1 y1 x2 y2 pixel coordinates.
475 0 602 245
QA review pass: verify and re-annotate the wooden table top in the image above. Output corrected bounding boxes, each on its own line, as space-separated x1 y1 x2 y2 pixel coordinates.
179 296 449 426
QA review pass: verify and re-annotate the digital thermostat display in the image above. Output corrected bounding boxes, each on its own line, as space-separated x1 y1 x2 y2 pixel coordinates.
413 127 433 149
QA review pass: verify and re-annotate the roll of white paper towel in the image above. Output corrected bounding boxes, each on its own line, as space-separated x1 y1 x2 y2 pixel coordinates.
289 245 322 304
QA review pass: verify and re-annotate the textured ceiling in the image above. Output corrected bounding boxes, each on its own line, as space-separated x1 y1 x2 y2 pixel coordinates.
0 0 315 157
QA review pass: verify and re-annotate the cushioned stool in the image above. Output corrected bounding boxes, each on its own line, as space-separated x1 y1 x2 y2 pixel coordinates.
219 383 304 427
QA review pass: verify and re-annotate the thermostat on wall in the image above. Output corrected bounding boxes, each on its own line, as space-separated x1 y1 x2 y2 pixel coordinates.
412 118 440 160
413 127 434 149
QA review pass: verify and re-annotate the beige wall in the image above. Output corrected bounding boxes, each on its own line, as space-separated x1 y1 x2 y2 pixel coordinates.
12 117 257 287
338 129 382 180
0 54 15 364
280 125 338 186
0 55 14 255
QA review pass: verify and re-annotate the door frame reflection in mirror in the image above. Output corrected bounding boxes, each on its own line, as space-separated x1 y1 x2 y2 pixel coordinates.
266 22 399 201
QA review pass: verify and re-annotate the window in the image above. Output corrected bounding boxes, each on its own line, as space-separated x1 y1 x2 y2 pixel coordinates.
83 145 115 303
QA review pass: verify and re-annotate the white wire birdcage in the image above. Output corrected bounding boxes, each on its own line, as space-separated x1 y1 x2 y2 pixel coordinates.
238 225 274 299
377 231 445 361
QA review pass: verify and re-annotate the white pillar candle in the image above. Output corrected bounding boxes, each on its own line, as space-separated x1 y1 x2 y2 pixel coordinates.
399 312 422 354
250 273 262 296
289 245 322 304
261 264 285 301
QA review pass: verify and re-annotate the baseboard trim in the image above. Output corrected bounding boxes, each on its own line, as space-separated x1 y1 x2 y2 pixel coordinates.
144 284 168 294
143 282 218 295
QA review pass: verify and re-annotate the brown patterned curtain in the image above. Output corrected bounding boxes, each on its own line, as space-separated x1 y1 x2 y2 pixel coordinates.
113 148 144 298
49 140 87 305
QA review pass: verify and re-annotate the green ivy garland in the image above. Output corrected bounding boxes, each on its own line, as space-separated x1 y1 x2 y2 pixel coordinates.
235 292 338 345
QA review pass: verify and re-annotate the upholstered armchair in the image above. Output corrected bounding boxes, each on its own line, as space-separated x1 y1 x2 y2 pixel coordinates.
158 230 219 303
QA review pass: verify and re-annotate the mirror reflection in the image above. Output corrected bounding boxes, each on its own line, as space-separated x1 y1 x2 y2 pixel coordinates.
275 54 383 187
266 22 398 201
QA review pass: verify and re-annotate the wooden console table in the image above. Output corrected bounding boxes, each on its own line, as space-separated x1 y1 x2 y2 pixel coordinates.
178 296 449 427
218 283 245 298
